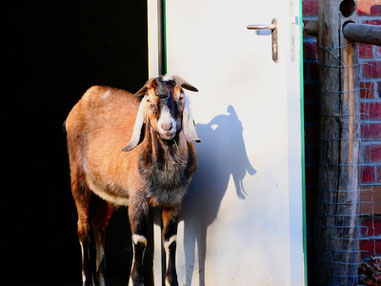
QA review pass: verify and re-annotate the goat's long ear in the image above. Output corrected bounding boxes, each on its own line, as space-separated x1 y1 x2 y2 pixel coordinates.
122 98 147 151
172 75 199 92
182 96 201 143
135 77 156 97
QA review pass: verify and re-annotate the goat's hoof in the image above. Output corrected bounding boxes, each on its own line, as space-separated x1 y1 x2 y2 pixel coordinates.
165 277 179 286
83 281 95 286
129 278 144 286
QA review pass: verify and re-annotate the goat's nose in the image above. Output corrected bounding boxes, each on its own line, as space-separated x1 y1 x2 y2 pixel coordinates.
161 122 172 131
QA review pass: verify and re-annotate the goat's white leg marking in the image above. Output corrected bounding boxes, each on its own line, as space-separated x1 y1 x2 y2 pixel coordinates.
95 233 105 272
94 232 106 286
131 234 147 267
128 276 133 286
132 234 147 246
80 240 87 286
164 235 177 251
98 273 106 286
130 234 147 285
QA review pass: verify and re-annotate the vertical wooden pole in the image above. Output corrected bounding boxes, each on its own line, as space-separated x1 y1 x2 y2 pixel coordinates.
314 0 360 285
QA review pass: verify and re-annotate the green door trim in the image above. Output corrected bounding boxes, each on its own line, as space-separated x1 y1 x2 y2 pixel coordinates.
299 0 308 283
161 0 167 75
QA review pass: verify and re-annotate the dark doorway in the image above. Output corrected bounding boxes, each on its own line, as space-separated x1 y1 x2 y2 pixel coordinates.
3 1 148 285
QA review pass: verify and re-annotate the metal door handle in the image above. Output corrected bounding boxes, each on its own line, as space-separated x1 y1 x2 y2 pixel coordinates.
247 24 276 30
247 18 278 63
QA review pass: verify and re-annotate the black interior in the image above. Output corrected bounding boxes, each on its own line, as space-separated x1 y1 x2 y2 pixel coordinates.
3 1 149 285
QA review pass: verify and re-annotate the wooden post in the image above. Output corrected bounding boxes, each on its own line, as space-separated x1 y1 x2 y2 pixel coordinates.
343 22 381 46
305 20 381 46
304 20 319 36
314 0 361 285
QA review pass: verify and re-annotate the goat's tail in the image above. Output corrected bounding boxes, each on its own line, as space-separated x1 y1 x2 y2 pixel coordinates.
62 119 68 133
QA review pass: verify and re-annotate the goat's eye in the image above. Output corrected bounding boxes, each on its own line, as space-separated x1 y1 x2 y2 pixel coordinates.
178 95 184 101
146 98 151 103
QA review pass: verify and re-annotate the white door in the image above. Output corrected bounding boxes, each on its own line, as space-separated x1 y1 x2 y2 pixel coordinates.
149 0 305 285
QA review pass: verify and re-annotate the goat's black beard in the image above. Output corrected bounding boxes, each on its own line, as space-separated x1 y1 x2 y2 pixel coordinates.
153 131 187 166
161 132 180 148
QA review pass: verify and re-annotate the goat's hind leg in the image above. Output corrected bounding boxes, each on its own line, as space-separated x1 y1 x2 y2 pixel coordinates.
71 177 96 286
92 199 115 286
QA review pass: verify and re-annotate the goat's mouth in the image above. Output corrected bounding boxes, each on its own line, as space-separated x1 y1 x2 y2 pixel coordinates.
159 130 176 140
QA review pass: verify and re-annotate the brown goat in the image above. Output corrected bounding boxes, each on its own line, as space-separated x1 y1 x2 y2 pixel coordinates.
65 75 199 286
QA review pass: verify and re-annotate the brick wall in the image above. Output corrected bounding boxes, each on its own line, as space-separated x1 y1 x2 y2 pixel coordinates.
358 0 381 281
302 0 381 284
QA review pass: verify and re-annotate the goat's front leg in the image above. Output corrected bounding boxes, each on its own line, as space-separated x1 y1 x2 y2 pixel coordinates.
162 206 180 286
128 198 149 286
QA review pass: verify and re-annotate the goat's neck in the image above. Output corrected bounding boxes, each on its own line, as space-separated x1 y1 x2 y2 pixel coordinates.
138 123 196 181
146 124 186 166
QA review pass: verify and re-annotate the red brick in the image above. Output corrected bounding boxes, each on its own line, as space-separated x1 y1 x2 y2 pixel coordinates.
362 123 381 140
361 219 381 237
360 186 381 215
360 239 381 258
358 0 381 16
360 82 375 99
378 166 381 183
363 61 381 79
359 44 374 59
363 20 381 25
302 0 318 16
378 47 381 57
371 5 381 16
303 41 318 59
361 102 381 120
379 81 381 97
304 83 320 102
361 166 375 183
364 145 381 163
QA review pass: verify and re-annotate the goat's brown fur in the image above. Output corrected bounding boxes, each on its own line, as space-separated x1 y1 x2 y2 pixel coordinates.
66 77 198 286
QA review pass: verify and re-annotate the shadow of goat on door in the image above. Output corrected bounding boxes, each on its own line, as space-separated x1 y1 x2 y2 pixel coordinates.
182 105 256 286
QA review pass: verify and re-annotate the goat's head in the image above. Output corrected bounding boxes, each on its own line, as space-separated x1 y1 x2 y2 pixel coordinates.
123 75 200 151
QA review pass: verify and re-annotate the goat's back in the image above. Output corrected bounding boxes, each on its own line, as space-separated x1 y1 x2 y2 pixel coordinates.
66 86 142 203
66 86 139 140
